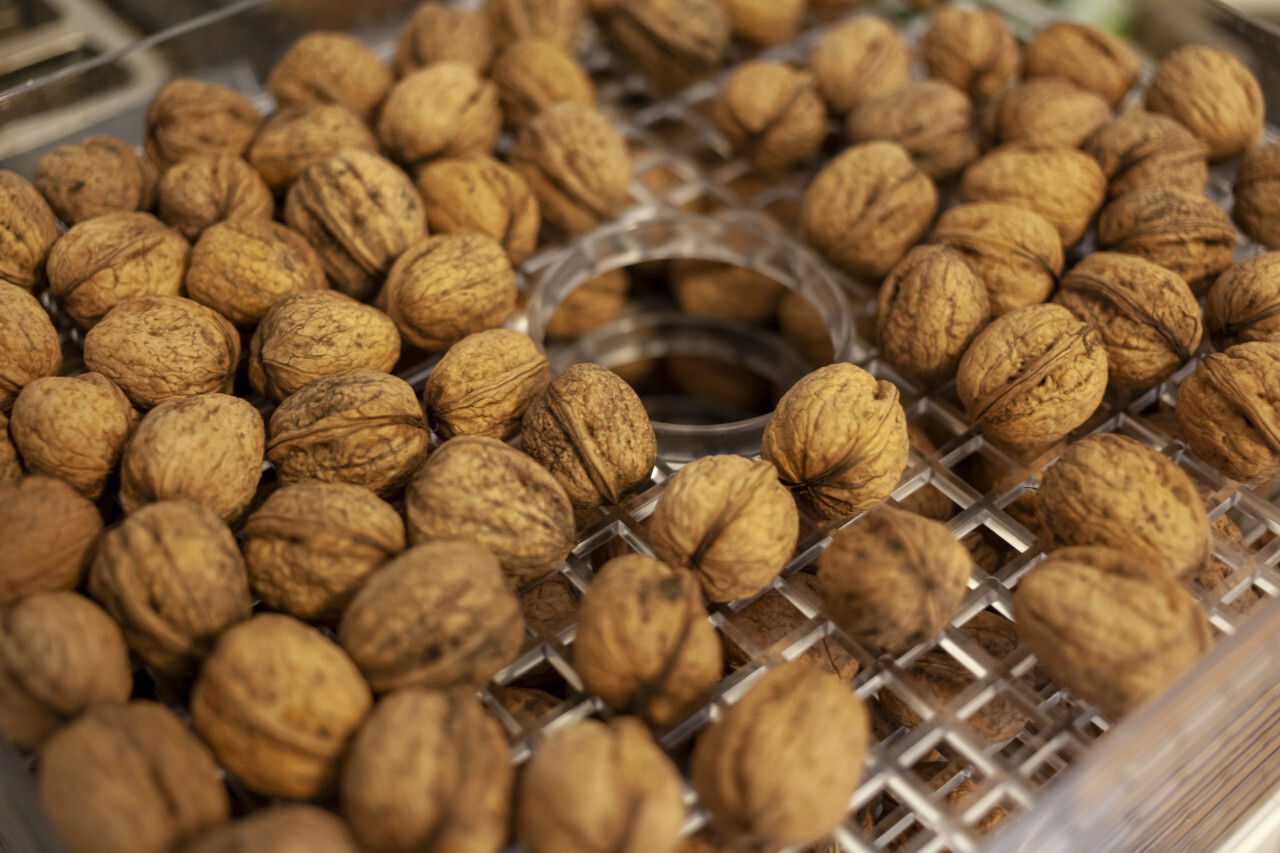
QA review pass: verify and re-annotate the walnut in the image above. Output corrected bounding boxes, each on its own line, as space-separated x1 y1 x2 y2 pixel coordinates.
509 102 632 232
119 394 265 522
779 288 838 366
670 260 785 323
422 329 549 440
957 304 1108 450
338 540 525 691
1084 111 1209 200
930 202 1063 316
47 212 189 328
802 141 938 280
0 170 61 291
1233 142 1280 249
847 80 979 180
191 614 372 798
988 78 1112 149
574 554 722 727
716 0 804 46
1177 342 1280 484
35 136 157 224
522 573 580 638
185 805 358 853
690 661 870 851
1053 252 1202 389
920 6 1020 101
242 481 404 621
1146 45 1264 160
0 414 19 483
1098 186 1236 296
519 717 686 853
394 3 493 75
377 63 501 168
713 62 827 173
545 268 629 338
145 78 262 170
0 592 131 748
1205 253 1280 349
488 0 584 51
0 476 102 605
188 219 327 325
761 363 909 520
249 291 401 401
1036 433 1212 579
415 155 540 262
607 0 729 92
266 371 429 495
1012 546 1212 718
39 702 229 853
877 244 991 385
10 373 137 498
246 105 379 192
1024 21 1139 107
521 362 658 507
491 39 595 128
0 284 62 412
340 688 513 853
722 572 860 679
268 31 391 121
156 154 274 241
810 16 911 114
961 143 1106 246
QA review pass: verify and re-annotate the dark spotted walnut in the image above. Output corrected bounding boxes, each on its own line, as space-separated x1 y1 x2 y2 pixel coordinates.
34 136 158 225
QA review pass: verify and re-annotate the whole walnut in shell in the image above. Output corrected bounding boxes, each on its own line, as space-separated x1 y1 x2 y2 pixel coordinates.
648 455 798 602
284 149 427 300
607 0 728 92
1084 111 1209 200
809 16 911 114
802 141 938 280
242 481 404 621
0 477 101 605
395 3 493 74
249 291 401 401
1013 546 1212 719
847 80 979 179
246 104 379 192
690 661 870 852
713 62 827 173
491 39 595 128
1037 433 1212 579
422 329 548 439
1206 252 1280 349
1098 186 1236 295
145 78 262 170
90 501 252 675
185 805 358 853
416 155 540 262
267 371 429 495
35 136 157 224
156 154 274 240
488 0 583 50
40 702 229 853
574 554 723 727
1234 142 1280 249
521 573 580 639
378 63 501 167
10 373 137 498
83 295 239 409
47 211 189 328
0 170 61 291
0 592 131 748
1053 252 1202 389
1177 342 1280 484
920 6 1020 101
0 283 62 412
1146 45 1264 160
961 143 1106 246
545 268 630 339
341 688 513 853
670 260 784 324
1024 21 1139 107
191 614 373 799
0 414 19 483
338 540 525 692
988 78 1112 149
120 394 265 522
519 717 686 853
187 219 328 325
722 572 860 680
268 31 391 122
957 304 1108 450
716 0 804 46
521 362 658 507
761 363 909 519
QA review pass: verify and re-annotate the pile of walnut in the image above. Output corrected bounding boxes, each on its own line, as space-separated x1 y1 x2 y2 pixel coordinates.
0 0 1278 851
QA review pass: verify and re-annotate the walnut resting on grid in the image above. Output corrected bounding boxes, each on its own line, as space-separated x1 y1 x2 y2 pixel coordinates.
847 80 980 180
988 78 1112 149
1146 45 1264 160
156 154 274 241
1233 143 1280 249
185 805 358 853
394 3 493 74
0 477 102 606
713 62 827 173
722 572 860 679
491 39 594 128
0 170 60 291
690 661 870 852
423 329 549 440
961 143 1106 246
35 136 157 225
416 155 540 262
377 63 501 166
1023 21 1139 107
1013 546 1212 719
0 284 61 413
1177 342 1280 484
809 16 911 114
607 0 729 92
267 31 391 122
1084 111 1209 200
246 104 380 193
1205 253 1280 349
144 78 262 170
920 6 1020 101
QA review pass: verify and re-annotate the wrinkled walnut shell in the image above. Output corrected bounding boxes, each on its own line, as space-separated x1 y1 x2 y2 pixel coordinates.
961 143 1106 246
247 104 380 193
0 414 19 483
187 218 328 325
920 6 1020 101
988 78 1112 149
848 80 979 179
607 0 728 92
378 63 501 167
1177 342 1280 484
810 16 911 114
35 136 157 225
722 572 860 680
1084 111 1209 200
491 39 595 128
422 329 548 440
1024 21 1139 107
415 155 540 262
394 3 493 75
0 476 102 606
1205 252 1280 350
156 154 274 241
1098 186 1236 295
267 31 391 122
0 170 61 291
488 0 584 51
714 62 827 173
1234 142 1280 249
145 78 262 170
1146 45 1264 160
0 283 63 412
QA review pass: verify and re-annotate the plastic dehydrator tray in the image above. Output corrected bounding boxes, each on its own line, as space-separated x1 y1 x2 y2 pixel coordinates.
4 1 1280 852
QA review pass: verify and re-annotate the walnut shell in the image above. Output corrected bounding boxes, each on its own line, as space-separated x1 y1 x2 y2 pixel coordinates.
90 501 252 675
1012 546 1212 718
378 63 501 168
246 105 380 193
0 592 131 748
957 304 1108 449
1234 143 1280 249
670 260 785 324
1024 21 1139 107
422 331 548 441
242 481 404 621
249 290 401 401
847 80 979 180
0 476 102 606
188 219 328 325
690 661 870 852
156 154 274 241
415 155 540 262
492 39 595 128
338 540 525 692
10 373 137 498
47 211 190 328
1053 252 1201 389
395 3 494 75
574 554 723 727
920 6 1020 101
519 717 686 853
0 283 62 412
191 613 373 799
119 394 265 522
185 805 358 853
1036 433 1211 579
521 362 658 507
960 143 1106 246
1177 342 1280 484
0 414 19 483
40 702 229 853
341 688 513 853
266 371 429 495
284 149 427 300
0 170 61 291
268 32 391 122
522 573 580 639
509 102 633 233
608 0 728 92
35 136 157 225
1084 111 1209 200
145 78 262 170
722 572 860 680
488 0 584 51
716 0 804 46
761 363 909 519
989 78 1112 149
713 62 827 173
810 16 911 114
545 268 630 339
1146 45 1264 160
1205 252 1280 349
1098 186 1236 295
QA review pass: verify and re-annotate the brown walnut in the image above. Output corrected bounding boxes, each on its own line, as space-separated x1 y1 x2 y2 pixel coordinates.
1024 21 1139 107
35 136 157 225
0 414 19 482
1146 45 1264 160
778 289 837 367
187 218 328 325
156 154 274 241
415 155 540 262
145 78 262 170
394 3 493 75
545 268 630 339
268 31 391 122
716 0 804 46
422 329 548 440
920 6 1020 101
1206 252 1280 349
1098 186 1236 295
0 170 61 291
670 260 784 324
961 143 1106 246
713 62 827 173
722 572 861 680
1084 111 1209 200
522 573 580 639
0 477 102 605
1177 342 1280 484
185 805 358 853
810 16 911 114
246 104 379 193
848 80 979 180
378 63 501 168
0 283 62 412
608 0 728 92
988 78 1112 149
491 39 595 128
1233 142 1280 249
488 0 584 51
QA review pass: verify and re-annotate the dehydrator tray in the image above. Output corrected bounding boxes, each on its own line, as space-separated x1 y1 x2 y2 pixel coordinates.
4 1 1280 852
